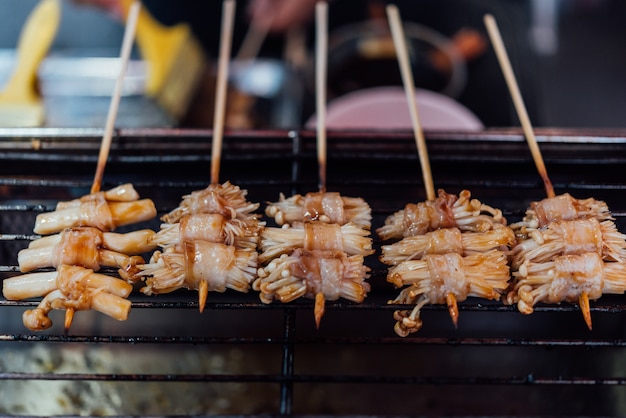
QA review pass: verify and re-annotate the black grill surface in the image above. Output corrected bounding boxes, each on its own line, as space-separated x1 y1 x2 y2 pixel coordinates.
1 127 626 416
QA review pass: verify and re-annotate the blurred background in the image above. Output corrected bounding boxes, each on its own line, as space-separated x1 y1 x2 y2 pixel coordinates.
0 0 624 129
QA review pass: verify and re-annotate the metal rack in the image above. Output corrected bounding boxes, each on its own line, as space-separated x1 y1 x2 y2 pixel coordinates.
2 128 626 416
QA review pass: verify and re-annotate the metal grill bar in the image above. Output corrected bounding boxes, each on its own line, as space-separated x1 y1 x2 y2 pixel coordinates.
3 334 626 347
280 309 296 415
3 372 626 386
3 296 626 312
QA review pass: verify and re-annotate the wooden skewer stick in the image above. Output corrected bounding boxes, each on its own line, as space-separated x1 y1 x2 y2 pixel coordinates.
483 14 554 199
386 4 435 202
313 1 329 329
210 0 236 186
91 1 141 194
483 14 592 326
315 1 328 194
72 1 139 331
388 5 460 326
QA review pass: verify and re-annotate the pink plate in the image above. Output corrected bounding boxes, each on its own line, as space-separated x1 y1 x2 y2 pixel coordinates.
307 86 484 131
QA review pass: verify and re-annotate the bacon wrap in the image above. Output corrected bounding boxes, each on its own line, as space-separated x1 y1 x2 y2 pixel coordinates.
75 194 115 231
553 218 603 255
549 253 603 303
303 192 345 224
289 249 345 300
424 253 470 304
186 191 231 218
20 266 133 331
511 217 622 270
531 194 578 226
180 213 226 243
424 228 464 255
525 193 612 229
162 181 260 224
37 193 115 235
52 227 102 270
55 264 132 299
184 240 236 292
33 192 158 235
303 222 343 251
254 248 370 305
56 184 140 208
403 192 458 237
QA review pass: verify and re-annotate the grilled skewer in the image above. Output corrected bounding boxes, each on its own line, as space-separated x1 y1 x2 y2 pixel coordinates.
485 13 626 328
379 6 515 335
253 2 373 328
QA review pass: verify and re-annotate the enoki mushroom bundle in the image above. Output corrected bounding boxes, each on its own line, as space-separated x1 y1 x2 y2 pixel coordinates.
135 181 265 311
508 194 626 329
390 251 510 337
265 191 372 230
378 189 515 336
376 189 507 241
255 191 373 327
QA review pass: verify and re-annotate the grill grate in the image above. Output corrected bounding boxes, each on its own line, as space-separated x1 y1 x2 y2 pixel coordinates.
2 128 626 416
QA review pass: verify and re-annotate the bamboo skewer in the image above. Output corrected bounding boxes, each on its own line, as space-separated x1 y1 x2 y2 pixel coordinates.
315 1 328 194
91 1 141 195
312 1 329 329
210 0 236 186
200 0 236 309
387 5 463 327
483 13 590 328
70 0 139 333
483 14 554 199
386 4 435 202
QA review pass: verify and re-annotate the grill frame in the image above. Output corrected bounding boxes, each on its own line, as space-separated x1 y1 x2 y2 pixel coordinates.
2 127 626 416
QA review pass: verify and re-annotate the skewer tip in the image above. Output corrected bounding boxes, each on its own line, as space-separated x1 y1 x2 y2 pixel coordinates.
64 308 75 332
579 291 592 331
446 292 459 329
198 280 209 313
314 291 325 329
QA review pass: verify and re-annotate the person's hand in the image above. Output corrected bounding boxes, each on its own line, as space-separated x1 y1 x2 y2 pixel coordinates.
246 0 319 33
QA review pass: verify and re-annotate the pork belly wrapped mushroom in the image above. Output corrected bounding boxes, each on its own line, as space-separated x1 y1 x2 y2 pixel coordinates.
18 226 156 281
134 181 264 311
258 221 374 264
510 193 613 240
377 189 515 335
389 250 510 337
137 241 258 311
256 202 374 327
265 191 372 230
160 181 261 225
380 223 515 266
3 265 133 331
507 194 626 329
6 183 158 331
34 183 157 235
255 248 370 327
151 213 260 252
511 217 626 269
507 252 626 324
376 189 507 241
